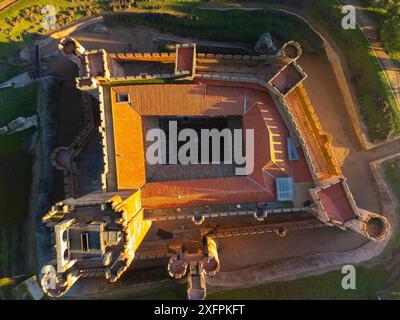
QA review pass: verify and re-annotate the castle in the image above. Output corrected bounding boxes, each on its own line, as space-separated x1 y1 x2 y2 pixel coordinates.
40 38 390 299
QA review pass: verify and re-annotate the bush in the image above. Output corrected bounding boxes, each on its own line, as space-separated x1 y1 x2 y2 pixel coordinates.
381 4 400 59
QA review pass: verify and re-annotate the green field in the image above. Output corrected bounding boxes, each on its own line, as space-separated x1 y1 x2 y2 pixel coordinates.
383 157 400 203
0 83 38 279
0 0 110 59
205 155 400 300
0 83 37 223
208 266 388 300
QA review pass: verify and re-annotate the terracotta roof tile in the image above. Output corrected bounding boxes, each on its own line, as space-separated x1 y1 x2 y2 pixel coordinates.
317 182 357 223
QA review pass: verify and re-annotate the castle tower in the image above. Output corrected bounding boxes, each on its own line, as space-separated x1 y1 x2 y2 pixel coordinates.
40 191 151 297
58 37 86 66
348 210 391 242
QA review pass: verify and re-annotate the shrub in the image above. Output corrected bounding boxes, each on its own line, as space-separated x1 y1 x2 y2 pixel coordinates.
381 4 400 59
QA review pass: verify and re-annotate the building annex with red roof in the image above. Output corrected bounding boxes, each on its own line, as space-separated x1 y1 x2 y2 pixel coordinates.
40 39 390 299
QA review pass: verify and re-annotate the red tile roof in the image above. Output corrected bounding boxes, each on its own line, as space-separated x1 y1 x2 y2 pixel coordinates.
110 79 313 208
141 177 274 209
317 182 357 223
111 94 146 190
176 47 195 74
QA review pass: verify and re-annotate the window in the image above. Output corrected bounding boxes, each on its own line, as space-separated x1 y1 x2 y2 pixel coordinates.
116 93 130 103
81 232 89 252
276 177 294 202
287 138 299 161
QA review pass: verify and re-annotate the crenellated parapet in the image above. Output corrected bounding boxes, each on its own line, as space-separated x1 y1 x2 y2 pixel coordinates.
58 37 86 67
348 210 391 242
281 41 302 61
40 264 81 298
195 73 265 86
109 52 176 62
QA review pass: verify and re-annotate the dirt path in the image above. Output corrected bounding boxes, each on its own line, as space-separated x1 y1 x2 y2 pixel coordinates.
337 0 400 112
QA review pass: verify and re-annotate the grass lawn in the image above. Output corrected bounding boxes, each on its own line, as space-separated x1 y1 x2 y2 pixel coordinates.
94 265 389 300
0 0 109 59
383 157 400 202
208 266 388 299
0 83 38 278
0 84 38 224
0 64 23 83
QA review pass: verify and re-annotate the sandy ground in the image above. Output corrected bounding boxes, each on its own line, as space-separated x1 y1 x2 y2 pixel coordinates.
218 227 366 272
300 54 381 213
41 24 249 57
73 26 168 53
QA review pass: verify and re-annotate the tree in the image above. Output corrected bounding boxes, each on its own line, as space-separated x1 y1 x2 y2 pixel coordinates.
381 4 400 59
